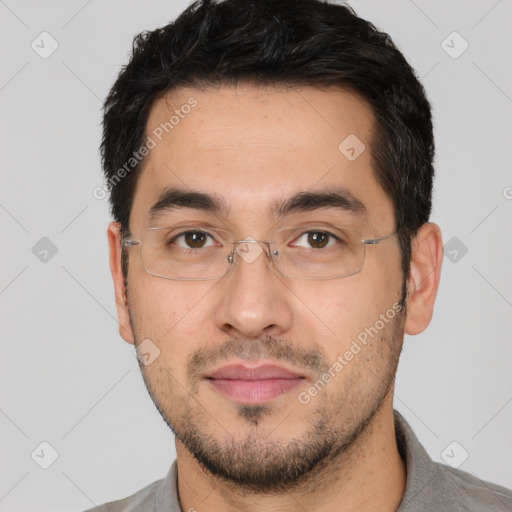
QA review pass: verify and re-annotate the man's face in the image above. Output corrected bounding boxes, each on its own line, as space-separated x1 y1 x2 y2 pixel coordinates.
119 84 405 490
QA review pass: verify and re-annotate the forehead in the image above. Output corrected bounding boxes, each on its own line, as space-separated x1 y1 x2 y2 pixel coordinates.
130 83 393 231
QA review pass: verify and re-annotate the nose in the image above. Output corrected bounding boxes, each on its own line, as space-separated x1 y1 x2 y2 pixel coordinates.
214 240 293 339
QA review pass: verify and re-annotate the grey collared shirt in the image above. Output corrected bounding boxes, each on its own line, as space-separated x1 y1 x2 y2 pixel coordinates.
85 410 512 511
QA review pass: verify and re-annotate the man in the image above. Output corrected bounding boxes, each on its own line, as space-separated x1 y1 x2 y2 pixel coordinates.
89 0 512 510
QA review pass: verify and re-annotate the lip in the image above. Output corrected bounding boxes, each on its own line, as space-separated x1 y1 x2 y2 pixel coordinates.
207 363 304 380
206 363 306 404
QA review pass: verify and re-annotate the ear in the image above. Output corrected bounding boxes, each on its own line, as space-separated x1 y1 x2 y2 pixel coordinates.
107 221 135 344
404 222 443 335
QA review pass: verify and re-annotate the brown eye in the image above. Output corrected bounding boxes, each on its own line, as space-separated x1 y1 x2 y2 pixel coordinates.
307 232 330 249
171 230 214 249
184 231 208 248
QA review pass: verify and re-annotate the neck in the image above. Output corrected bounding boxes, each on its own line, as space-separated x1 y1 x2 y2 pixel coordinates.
176 393 406 512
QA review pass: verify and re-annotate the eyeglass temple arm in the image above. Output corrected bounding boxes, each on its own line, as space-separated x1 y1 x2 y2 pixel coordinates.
122 239 141 247
362 230 399 245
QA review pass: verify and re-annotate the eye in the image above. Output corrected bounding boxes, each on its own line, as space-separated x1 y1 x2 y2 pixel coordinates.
172 230 216 249
291 231 338 249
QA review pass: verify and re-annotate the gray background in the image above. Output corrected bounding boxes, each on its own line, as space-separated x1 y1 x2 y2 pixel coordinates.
1 0 511 510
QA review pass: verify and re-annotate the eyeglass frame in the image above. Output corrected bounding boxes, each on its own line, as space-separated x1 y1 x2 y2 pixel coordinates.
121 224 400 281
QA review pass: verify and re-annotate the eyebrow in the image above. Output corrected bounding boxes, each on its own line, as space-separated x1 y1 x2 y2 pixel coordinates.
147 187 229 224
146 185 366 224
270 187 366 219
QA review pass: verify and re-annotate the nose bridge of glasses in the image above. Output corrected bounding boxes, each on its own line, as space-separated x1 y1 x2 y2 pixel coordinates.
228 237 276 266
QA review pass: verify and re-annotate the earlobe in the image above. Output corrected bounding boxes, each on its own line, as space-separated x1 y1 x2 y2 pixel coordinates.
404 223 443 336
107 221 135 345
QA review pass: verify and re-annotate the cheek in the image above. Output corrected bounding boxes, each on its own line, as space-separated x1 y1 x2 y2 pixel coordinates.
129 281 213 395
290 270 401 356
127 277 218 349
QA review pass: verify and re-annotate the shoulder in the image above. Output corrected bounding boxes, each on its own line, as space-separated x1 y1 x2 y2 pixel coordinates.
82 477 163 512
82 460 180 512
394 410 512 512
431 461 512 511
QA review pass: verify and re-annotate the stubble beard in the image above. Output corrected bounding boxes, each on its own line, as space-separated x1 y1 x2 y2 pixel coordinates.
130 303 405 493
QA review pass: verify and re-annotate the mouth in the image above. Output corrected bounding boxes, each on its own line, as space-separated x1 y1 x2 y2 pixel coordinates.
205 363 306 404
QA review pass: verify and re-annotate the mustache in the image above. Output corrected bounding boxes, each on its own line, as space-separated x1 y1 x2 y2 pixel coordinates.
187 335 330 381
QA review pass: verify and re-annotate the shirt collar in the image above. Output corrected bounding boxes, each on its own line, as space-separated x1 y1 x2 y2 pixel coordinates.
154 458 180 512
394 409 439 510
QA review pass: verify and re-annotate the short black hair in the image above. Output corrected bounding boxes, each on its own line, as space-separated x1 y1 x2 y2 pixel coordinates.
101 0 434 283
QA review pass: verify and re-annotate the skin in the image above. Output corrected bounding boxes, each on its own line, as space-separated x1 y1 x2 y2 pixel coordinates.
107 83 443 512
